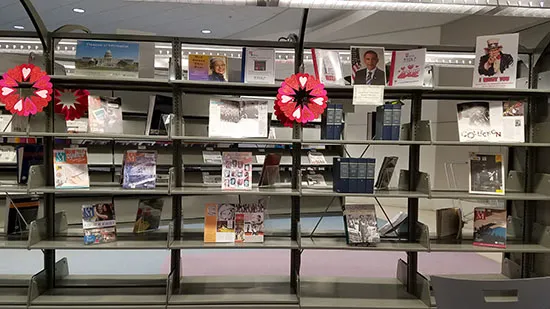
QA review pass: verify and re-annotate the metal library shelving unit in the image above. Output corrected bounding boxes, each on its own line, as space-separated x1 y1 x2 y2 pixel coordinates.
1 2 550 309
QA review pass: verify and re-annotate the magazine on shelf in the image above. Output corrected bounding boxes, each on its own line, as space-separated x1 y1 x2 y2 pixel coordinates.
242 47 275 84
82 203 117 245
473 207 507 248
75 40 140 78
378 212 408 236
311 49 345 85
54 148 90 189
469 153 505 195
0 146 16 164
388 48 426 86
122 150 157 189
457 101 524 143
204 203 236 243
304 173 327 187
375 156 398 190
258 153 281 187
208 98 268 138
202 172 222 186
146 95 172 136
222 152 253 191
5 196 39 236
204 200 266 243
188 54 228 82
237 201 266 243
436 207 463 240
88 96 123 134
202 151 222 164
66 118 88 133
473 33 519 89
16 144 43 184
350 46 386 85
308 151 327 165
343 204 380 245
133 198 164 233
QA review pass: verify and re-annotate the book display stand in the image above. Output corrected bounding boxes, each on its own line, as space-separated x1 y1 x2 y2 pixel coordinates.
1 2 550 309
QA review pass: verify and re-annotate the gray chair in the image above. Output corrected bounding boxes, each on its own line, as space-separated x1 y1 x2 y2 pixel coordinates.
431 275 550 309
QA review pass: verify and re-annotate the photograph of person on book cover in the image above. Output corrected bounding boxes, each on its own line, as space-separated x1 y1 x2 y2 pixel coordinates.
208 57 227 82
470 153 504 194
95 203 115 221
351 47 386 85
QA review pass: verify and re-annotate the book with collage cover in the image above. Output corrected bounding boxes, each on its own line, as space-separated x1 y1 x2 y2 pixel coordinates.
82 203 117 245
222 152 253 191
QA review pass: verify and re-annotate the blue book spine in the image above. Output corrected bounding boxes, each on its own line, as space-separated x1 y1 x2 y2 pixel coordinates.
332 157 342 192
333 104 344 140
375 105 384 140
391 104 402 141
383 104 393 140
241 47 246 82
357 158 367 193
366 158 376 193
348 158 358 193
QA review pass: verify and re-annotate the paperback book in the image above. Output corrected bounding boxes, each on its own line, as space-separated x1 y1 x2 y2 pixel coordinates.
388 48 426 86
222 152 253 191
236 202 266 243
473 207 506 248
146 95 172 136
204 200 266 243
16 144 43 184
473 33 519 89
122 150 157 189
82 203 117 245
204 203 236 243
457 101 524 143
311 49 345 85
209 98 268 138
202 151 222 164
133 198 164 233
350 46 386 85
378 212 408 236
258 153 281 187
5 196 39 236
308 151 327 165
375 156 398 190
88 96 123 134
436 207 463 240
54 148 90 189
188 55 228 82
75 40 140 78
469 153 505 195
242 48 275 84
305 173 327 187
343 204 380 245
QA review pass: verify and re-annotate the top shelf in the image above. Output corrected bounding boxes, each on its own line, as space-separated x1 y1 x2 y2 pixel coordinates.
50 76 549 100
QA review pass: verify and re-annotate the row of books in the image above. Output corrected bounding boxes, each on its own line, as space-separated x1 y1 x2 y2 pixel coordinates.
333 158 376 194
204 200 266 243
372 103 402 141
321 104 344 140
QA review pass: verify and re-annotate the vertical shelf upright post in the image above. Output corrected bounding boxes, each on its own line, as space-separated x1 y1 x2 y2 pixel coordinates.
171 38 183 292
406 92 422 294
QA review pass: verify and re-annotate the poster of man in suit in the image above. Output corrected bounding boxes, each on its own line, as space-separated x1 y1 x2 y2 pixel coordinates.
351 46 386 85
473 33 518 89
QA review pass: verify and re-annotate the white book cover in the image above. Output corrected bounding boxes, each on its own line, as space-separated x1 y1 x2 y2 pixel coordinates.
473 33 519 88
202 151 222 164
388 48 426 86
311 49 345 85
469 153 505 195
244 48 275 84
208 99 268 138
54 148 90 189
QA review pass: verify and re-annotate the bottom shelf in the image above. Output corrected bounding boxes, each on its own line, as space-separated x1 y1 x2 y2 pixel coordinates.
300 277 428 309
0 275 29 308
168 276 299 308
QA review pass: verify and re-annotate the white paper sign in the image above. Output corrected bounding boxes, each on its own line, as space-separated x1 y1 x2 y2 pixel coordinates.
353 85 385 106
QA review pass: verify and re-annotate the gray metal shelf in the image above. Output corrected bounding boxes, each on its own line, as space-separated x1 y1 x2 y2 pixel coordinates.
171 186 299 196
30 186 170 196
429 242 550 253
170 237 298 249
172 80 280 97
430 190 550 200
301 237 428 252
302 139 430 146
301 188 429 198
29 239 169 250
0 275 30 308
50 75 172 92
30 132 171 141
174 136 299 145
0 239 27 249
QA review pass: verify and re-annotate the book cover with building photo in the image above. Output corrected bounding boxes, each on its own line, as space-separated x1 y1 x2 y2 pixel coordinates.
473 207 507 248
343 204 380 245
75 40 140 78
469 153 505 195
82 203 117 245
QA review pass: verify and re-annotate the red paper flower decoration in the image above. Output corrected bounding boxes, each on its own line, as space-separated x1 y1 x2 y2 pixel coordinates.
0 64 52 116
54 88 89 120
275 73 328 127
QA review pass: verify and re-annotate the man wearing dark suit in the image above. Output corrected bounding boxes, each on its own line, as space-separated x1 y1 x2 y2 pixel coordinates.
354 50 385 85
478 39 514 77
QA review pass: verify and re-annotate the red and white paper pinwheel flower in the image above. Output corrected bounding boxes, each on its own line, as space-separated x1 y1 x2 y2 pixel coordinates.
275 73 328 127
0 64 52 116
54 88 89 120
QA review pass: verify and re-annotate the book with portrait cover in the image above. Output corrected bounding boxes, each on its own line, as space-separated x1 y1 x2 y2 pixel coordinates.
222 152 253 191
343 204 380 245
388 48 426 86
311 49 345 85
122 150 157 189
473 207 506 248
4 196 39 236
208 98 268 138
188 55 228 82
88 96 123 134
473 33 519 88
82 203 117 245
469 153 505 195
350 46 386 85
242 47 275 84
54 148 90 189
133 198 164 233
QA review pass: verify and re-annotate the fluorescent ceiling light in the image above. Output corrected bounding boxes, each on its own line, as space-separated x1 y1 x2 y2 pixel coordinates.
72 8 86 13
201 29 212 34
13 25 24 30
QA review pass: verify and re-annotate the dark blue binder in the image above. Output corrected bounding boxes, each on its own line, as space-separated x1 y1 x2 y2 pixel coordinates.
357 158 367 193
366 158 376 193
333 157 348 193
391 104 402 140
348 158 358 193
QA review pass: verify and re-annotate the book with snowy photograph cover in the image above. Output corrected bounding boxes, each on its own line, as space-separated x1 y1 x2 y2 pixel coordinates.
473 207 506 248
457 101 525 143
343 204 380 245
82 203 116 245
469 153 505 195
209 98 268 138
122 150 157 189
133 198 164 233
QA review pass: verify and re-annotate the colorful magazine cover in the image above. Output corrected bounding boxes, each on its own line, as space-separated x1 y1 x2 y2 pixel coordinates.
122 150 157 189
82 203 117 245
473 33 519 88
388 48 426 86
469 153 505 195
188 54 228 82
204 203 236 243
311 48 345 85
88 96 123 134
343 204 380 245
54 148 90 189
133 198 164 233
238 202 265 243
222 152 253 191
473 207 506 248
75 40 140 78
243 48 275 84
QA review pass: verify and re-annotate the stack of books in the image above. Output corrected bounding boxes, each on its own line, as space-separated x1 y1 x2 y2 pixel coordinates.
333 157 376 193
321 104 344 140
